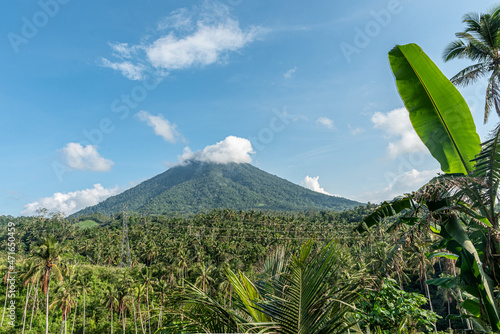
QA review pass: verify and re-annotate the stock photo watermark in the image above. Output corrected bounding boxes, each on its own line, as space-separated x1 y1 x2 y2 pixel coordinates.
7 0 72 54
5 222 17 327
250 108 299 152
339 0 410 64
51 70 163 182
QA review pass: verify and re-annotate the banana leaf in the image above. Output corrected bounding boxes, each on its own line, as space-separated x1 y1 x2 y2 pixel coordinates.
388 43 481 174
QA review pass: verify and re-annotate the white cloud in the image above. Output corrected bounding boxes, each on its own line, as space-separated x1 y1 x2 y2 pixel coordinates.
136 111 183 143
355 168 440 203
101 3 264 79
283 66 297 79
178 136 254 165
348 123 364 135
109 42 134 59
22 184 121 216
316 117 334 129
157 8 193 31
301 176 332 196
99 58 146 81
371 107 427 158
60 143 114 172
146 20 260 70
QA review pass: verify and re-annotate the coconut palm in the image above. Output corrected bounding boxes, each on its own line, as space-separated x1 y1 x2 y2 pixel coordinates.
140 268 153 334
154 278 169 330
0 264 11 327
166 240 362 334
50 285 77 334
77 272 93 334
24 236 65 334
443 6 500 123
193 262 215 293
102 285 118 334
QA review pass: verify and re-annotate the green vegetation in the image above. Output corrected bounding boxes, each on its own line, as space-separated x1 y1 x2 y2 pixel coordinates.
443 5 500 124
74 162 362 217
8 5 500 334
76 220 98 229
0 208 460 333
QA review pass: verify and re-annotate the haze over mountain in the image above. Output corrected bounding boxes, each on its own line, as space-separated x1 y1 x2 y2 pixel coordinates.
73 161 362 216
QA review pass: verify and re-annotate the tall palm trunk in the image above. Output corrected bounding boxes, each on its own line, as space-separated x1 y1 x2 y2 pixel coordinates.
157 299 163 330
71 299 78 334
110 306 114 334
83 291 86 334
146 289 151 334
0 274 9 327
122 307 126 334
137 300 145 334
46 283 50 334
21 282 32 334
132 299 138 334
30 282 39 331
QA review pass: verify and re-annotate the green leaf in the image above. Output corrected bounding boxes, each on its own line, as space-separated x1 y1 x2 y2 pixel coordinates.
426 252 459 260
355 197 412 232
461 300 481 317
388 43 481 174
443 215 500 329
426 277 456 289
225 267 269 323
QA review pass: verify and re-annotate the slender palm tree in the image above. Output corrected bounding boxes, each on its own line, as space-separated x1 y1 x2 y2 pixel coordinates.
194 262 215 293
77 272 93 334
154 278 168 330
50 285 77 334
103 285 118 334
24 236 65 334
443 6 500 123
140 268 153 334
0 264 11 328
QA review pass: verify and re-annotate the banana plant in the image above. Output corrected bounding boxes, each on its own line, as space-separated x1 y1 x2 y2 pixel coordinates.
360 43 500 331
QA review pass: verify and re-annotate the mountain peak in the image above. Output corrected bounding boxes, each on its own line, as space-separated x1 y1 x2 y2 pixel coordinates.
74 162 362 216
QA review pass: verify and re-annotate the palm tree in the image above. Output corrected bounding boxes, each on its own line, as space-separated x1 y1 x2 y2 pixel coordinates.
102 285 118 334
167 240 362 334
77 272 93 334
24 236 65 334
50 285 77 334
140 268 153 334
132 285 146 334
443 6 500 123
0 264 11 327
194 262 215 293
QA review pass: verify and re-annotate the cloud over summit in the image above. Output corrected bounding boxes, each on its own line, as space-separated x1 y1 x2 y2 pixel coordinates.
178 136 254 165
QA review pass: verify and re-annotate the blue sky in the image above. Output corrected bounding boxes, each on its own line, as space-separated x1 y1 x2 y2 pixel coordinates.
2 0 499 216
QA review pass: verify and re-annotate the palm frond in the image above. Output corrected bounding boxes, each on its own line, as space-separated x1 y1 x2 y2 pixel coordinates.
254 240 360 334
443 40 467 61
449 63 488 86
471 122 500 227
455 33 494 61
463 12 481 33
165 282 251 333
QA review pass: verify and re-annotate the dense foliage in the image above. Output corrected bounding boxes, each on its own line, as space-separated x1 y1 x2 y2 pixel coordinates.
0 208 464 333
